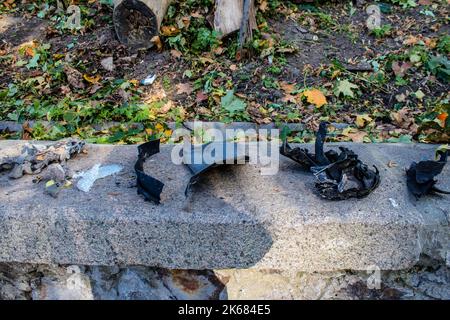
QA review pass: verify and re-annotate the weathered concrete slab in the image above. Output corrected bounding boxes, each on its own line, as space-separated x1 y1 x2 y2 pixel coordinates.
0 140 448 271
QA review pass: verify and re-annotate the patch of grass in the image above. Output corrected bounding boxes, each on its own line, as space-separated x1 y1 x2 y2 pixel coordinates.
370 24 392 38
437 35 450 55
298 11 338 31
388 0 418 9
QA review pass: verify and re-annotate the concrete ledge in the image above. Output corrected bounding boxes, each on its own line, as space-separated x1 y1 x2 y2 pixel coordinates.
0 141 448 271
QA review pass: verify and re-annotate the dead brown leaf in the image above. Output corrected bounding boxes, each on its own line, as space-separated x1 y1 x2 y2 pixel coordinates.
63 65 85 90
176 83 193 95
392 61 412 77
170 49 182 59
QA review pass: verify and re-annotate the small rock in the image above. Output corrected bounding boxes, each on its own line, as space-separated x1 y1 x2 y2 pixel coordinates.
117 269 174 300
45 163 66 183
98 32 110 46
15 280 31 292
101 57 114 72
162 270 224 300
0 283 27 300
9 164 24 179
67 265 85 274
32 274 93 300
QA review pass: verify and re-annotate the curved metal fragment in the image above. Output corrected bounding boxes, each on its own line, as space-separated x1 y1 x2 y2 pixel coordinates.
280 122 381 200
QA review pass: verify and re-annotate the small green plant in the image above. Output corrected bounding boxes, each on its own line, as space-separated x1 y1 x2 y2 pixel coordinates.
426 55 450 83
262 76 280 89
389 0 418 9
437 35 450 55
192 27 220 53
299 12 338 30
370 24 392 38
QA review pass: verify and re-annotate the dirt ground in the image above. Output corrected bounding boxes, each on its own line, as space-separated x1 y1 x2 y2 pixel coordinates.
0 0 448 143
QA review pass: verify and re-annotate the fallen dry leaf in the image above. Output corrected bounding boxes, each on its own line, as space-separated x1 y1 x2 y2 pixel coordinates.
387 160 398 168
176 83 193 95
355 114 372 128
83 74 101 84
64 65 85 90
196 91 208 103
151 36 163 52
170 49 182 59
280 81 296 94
302 89 327 108
392 61 412 77
437 112 448 127
161 25 180 37
282 94 298 104
342 127 367 142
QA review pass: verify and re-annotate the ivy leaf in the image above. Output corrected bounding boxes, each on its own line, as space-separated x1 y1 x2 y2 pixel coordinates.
26 53 40 69
334 79 359 98
221 90 246 115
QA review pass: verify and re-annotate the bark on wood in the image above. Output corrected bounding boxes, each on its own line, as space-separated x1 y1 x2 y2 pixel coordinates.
214 0 257 39
113 0 172 50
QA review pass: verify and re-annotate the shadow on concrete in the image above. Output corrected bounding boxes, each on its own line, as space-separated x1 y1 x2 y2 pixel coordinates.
0 143 273 294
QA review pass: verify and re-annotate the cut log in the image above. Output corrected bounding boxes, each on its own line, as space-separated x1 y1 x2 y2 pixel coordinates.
113 0 172 50
214 0 257 39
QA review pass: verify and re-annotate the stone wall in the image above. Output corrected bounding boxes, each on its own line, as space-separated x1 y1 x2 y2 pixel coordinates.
1 255 448 300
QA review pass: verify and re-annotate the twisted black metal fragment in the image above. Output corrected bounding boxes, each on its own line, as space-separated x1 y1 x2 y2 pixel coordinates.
135 140 165 204
280 122 381 200
183 142 249 196
406 149 449 199
135 140 249 204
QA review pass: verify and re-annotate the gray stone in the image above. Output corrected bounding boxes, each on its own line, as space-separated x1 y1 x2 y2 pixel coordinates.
100 57 114 72
0 258 448 300
0 141 448 271
161 270 224 300
116 269 173 300
31 273 94 300
0 282 27 300
44 163 66 183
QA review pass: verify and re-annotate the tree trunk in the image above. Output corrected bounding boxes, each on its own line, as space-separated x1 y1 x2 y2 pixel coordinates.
214 0 257 39
113 0 172 50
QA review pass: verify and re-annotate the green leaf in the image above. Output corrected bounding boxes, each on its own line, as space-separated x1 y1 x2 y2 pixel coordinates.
45 180 56 188
99 0 114 6
26 53 41 69
63 111 78 124
221 90 246 115
387 134 412 143
409 53 421 64
16 60 27 67
415 90 425 100
334 79 359 98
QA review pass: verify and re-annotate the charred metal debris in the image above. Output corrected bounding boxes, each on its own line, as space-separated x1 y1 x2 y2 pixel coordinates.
135 140 165 204
135 140 248 204
406 147 449 199
280 122 381 200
